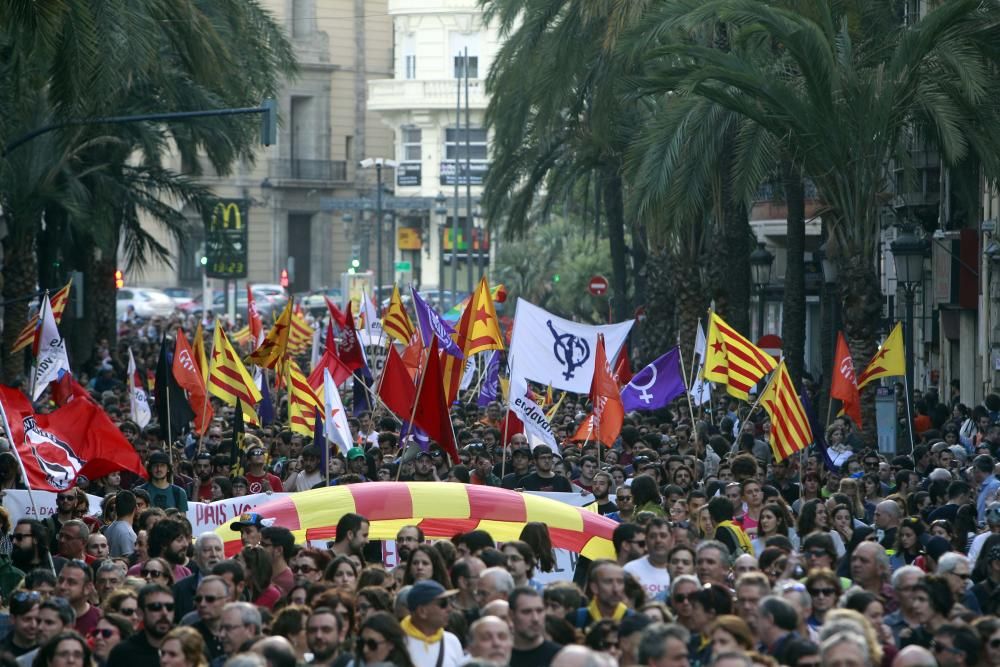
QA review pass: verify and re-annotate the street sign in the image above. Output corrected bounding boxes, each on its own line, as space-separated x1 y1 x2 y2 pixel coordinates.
588 275 609 296
395 261 412 272
203 199 249 279
756 334 783 359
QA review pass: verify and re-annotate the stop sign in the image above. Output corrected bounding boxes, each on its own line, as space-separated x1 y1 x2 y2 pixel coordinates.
588 275 609 296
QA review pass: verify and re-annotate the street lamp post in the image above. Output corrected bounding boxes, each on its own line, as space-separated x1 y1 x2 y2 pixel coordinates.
360 158 398 306
435 192 448 308
750 242 775 340
890 226 928 408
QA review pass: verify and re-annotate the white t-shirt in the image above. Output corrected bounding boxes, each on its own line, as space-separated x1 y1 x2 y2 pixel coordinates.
289 469 323 492
623 556 672 600
405 631 463 667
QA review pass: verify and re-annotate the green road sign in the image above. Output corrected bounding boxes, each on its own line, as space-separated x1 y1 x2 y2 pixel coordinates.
395 261 412 272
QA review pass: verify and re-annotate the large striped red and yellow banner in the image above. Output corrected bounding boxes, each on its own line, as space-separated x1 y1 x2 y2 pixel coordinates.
215 482 617 560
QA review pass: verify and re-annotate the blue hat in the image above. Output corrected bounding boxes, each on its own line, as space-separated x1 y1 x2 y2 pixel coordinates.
230 512 266 531
406 580 458 612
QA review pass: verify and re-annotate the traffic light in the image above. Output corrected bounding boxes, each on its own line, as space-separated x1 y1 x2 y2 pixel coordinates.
350 243 361 274
260 98 278 146
114 269 124 289
553 274 560 283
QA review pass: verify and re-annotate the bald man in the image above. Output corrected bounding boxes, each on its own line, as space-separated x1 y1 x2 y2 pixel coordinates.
466 616 513 665
891 645 936 667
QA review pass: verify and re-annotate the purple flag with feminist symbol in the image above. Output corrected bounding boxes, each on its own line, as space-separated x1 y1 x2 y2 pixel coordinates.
620 347 686 412
410 287 464 358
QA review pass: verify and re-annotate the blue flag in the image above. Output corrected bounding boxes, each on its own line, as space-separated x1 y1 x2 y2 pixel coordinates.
620 347 686 412
312 412 328 479
478 351 500 407
352 367 373 416
410 287 464 358
799 389 837 472
257 378 275 426
400 420 431 451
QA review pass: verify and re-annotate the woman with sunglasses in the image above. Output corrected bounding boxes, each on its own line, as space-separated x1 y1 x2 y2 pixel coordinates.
89 614 132 666
101 591 139 631
140 557 175 588
584 620 621 664
345 611 413 667
972 617 1000 667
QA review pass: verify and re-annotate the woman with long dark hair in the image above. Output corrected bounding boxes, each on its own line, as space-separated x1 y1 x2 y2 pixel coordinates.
890 517 926 568
402 544 452 588
240 547 282 609
631 475 665 517
519 522 555 573
33 631 94 667
751 503 796 555
346 612 414 667
797 499 845 557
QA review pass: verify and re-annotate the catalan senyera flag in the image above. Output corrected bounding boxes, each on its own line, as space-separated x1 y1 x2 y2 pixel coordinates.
442 276 505 403
12 280 72 353
758 360 813 462
209 322 262 412
230 326 251 346
286 360 322 436
703 311 777 400
857 322 905 389
288 305 314 354
192 323 209 384
382 285 415 345
247 301 293 368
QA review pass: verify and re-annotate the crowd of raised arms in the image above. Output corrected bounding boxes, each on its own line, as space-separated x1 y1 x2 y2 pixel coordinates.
0 313 998 667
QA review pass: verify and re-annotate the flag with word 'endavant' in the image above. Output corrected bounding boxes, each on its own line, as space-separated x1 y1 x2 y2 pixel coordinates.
247 301 293 368
208 322 261 425
857 322 905 389
382 284 415 344
758 361 813 462
12 280 72 354
127 348 151 428
287 360 322 436
620 347 686 412
702 311 777 400
830 332 862 427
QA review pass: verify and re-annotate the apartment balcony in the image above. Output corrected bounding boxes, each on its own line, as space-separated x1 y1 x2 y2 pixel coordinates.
368 78 487 112
267 159 349 187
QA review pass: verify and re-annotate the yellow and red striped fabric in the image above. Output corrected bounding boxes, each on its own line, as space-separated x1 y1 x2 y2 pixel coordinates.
288 306 314 354
759 361 813 462
286 359 322 436
703 311 777 400
215 482 617 560
12 280 72 353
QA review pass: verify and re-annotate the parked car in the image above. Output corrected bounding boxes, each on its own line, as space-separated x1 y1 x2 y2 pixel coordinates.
180 285 286 320
299 287 344 317
116 287 177 319
161 286 195 308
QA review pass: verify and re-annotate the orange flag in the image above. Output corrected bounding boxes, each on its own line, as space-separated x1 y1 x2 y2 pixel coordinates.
172 330 214 434
589 334 624 447
830 332 862 427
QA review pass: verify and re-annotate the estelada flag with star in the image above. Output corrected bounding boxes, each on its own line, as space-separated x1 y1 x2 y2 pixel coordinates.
757 360 813 462
247 301 293 368
857 322 905 389
703 311 777 400
442 276 505 403
830 332 862 427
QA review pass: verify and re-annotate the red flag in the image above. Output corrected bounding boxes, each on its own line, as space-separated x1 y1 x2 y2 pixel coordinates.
501 410 525 445
325 297 350 330
830 332 862 428
173 330 214 434
412 338 459 463
50 375 93 407
378 345 417 420
614 344 633 386
589 334 624 447
0 385 146 491
247 285 264 350
308 351 353 390
336 302 366 372
401 333 424 382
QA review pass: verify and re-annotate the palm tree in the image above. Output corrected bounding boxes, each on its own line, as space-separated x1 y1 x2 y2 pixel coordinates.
631 0 1000 432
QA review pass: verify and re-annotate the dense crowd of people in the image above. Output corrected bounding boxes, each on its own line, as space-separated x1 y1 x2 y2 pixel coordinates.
0 313 998 667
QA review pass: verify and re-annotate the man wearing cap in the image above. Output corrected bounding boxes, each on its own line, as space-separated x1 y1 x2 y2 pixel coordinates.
411 450 438 482
519 445 572 492
230 513 265 548
285 444 323 491
471 449 501 486
345 447 369 479
136 451 189 511
189 452 216 503
501 437 533 489
244 445 284 493
401 580 463 667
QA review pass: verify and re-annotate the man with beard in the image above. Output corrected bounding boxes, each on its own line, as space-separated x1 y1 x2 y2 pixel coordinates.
395 525 424 566
305 607 343 667
411 451 437 481
41 490 78 553
136 451 189 511
329 513 369 558
188 453 215 502
173 533 226 621
11 520 64 573
244 445 284 493
501 440 532 489
592 472 618 515
284 444 322 492
613 523 646 567
105 491 137 557
108 584 174 667
129 518 191 581
520 446 572 492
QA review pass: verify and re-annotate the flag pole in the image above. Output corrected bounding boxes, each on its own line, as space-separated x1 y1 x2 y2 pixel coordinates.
744 363 781 423
0 392 55 574
28 291 51 401
902 374 915 455
688 319 701 389
677 337 696 424
164 336 174 470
